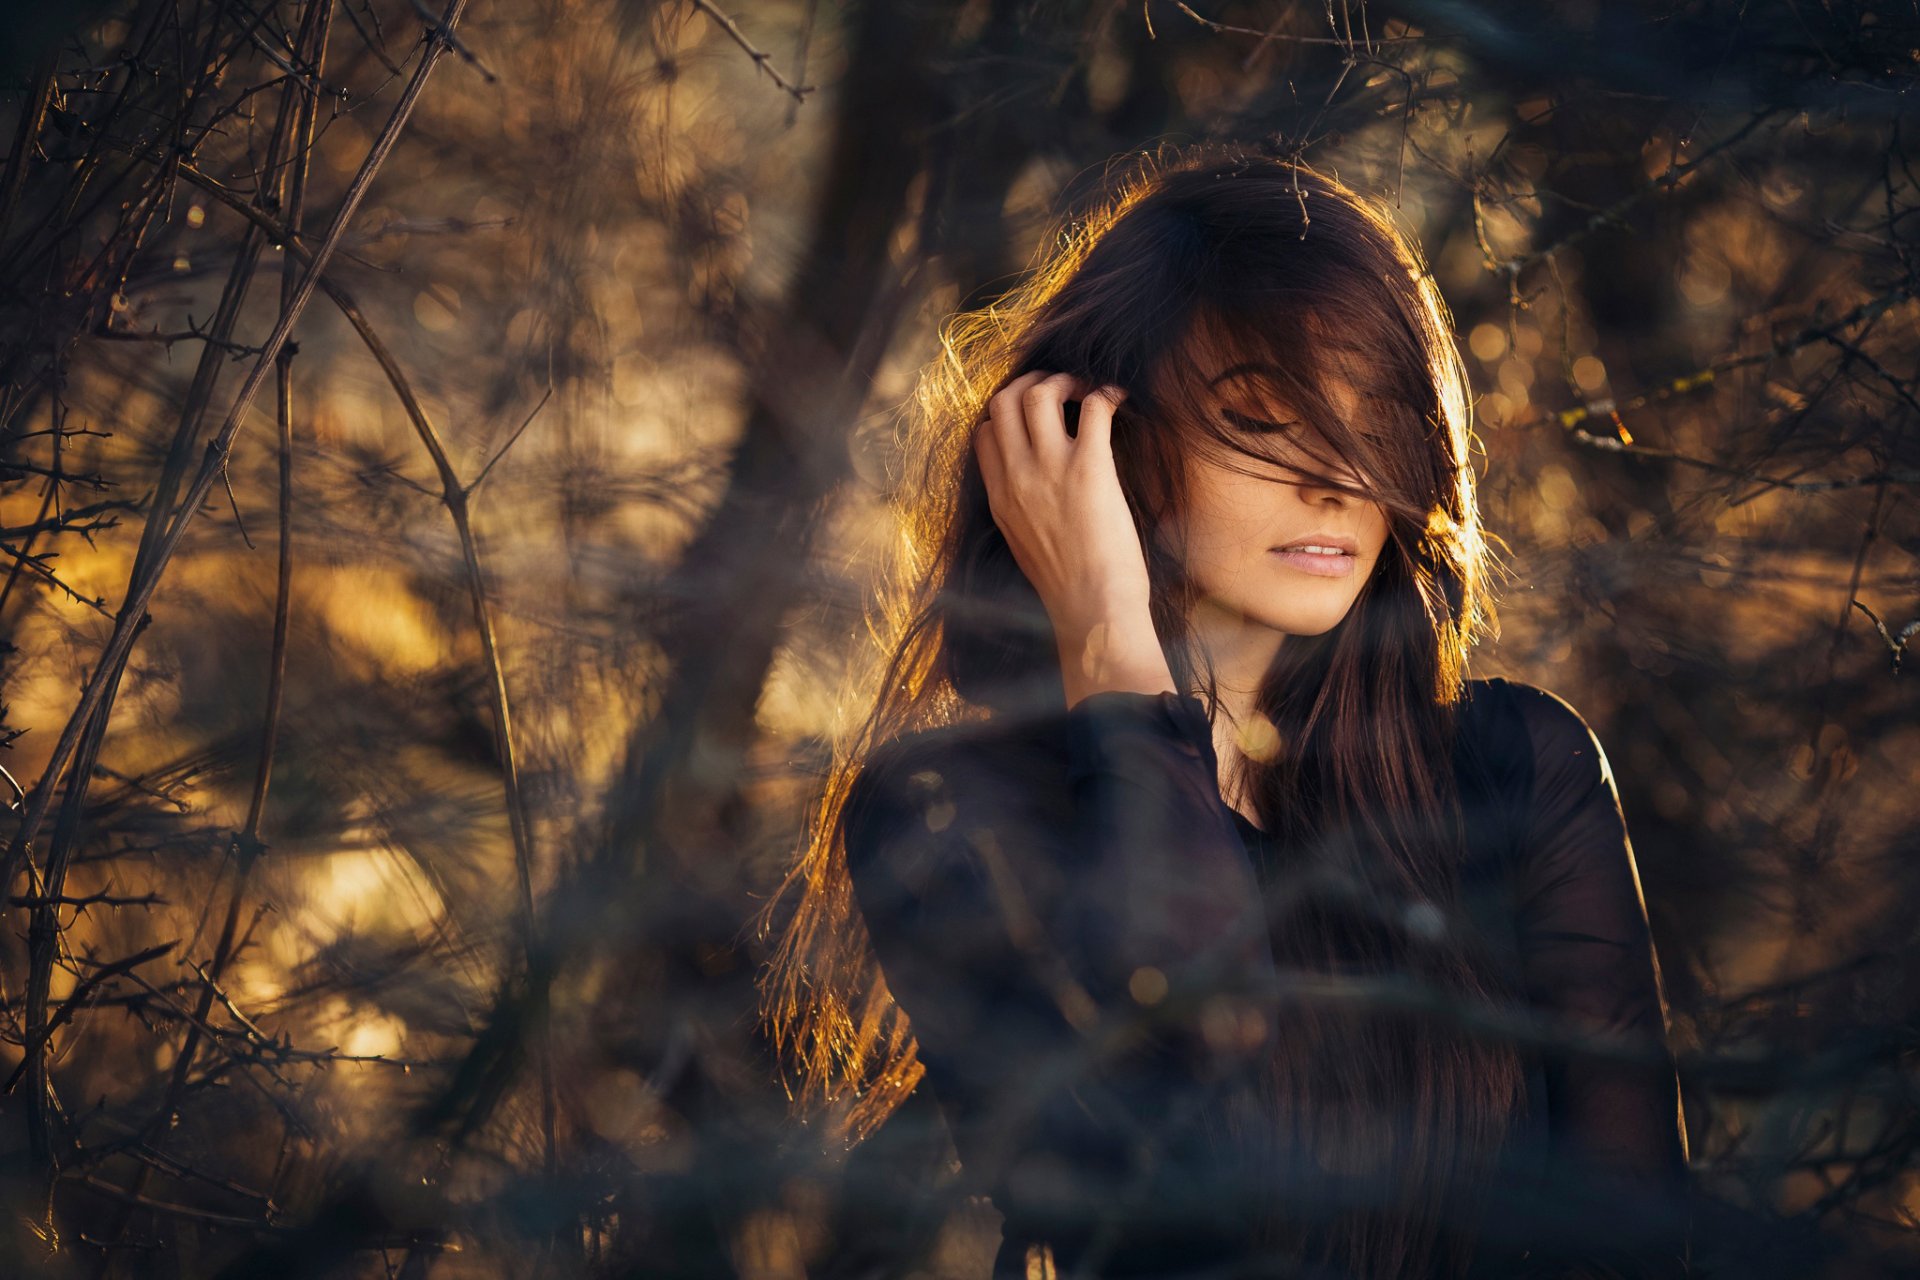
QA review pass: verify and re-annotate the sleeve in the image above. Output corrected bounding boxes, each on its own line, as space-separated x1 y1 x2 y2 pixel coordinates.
842 691 1278 1266
1508 682 1692 1279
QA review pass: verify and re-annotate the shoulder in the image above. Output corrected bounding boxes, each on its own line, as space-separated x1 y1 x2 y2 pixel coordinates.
841 719 1074 944
841 729 964 856
1474 680 1638 904
849 716 1042 810
1459 677 1626 860
1500 678 1615 787
842 717 1058 872
1465 676 1609 768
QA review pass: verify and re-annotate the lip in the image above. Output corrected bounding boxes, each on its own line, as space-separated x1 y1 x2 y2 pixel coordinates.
1270 532 1359 555
1270 547 1357 578
1268 532 1360 579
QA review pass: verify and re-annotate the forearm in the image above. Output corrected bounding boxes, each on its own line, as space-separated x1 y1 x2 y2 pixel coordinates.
1058 685 1274 1024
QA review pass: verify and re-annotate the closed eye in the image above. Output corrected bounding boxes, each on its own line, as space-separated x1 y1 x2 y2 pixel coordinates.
1221 409 1297 435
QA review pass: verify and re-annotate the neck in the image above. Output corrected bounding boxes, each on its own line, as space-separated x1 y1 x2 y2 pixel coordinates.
1185 595 1287 819
1186 594 1287 719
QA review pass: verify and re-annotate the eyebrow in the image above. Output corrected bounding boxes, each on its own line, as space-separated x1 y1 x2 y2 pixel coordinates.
1207 361 1285 388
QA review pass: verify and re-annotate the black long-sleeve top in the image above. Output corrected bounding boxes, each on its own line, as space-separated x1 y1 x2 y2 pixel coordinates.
841 675 1691 1280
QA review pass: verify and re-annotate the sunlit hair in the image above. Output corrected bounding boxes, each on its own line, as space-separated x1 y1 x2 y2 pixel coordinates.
753 140 1525 1279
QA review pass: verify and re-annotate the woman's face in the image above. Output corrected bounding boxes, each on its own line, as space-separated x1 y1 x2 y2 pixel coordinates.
1173 374 1393 637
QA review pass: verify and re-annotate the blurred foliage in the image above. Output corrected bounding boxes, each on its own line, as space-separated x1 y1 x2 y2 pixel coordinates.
0 0 1915 1276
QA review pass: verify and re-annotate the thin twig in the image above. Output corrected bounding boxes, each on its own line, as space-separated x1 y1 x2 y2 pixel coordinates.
688 0 814 103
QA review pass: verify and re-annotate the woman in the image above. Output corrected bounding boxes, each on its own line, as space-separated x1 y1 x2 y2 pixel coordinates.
755 143 1691 1279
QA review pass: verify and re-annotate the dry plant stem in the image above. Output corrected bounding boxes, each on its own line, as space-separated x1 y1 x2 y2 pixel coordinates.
1543 286 1918 442
88 4 336 1266
157 164 547 977
1482 108 1785 282
1 0 473 1236
0 9 222 609
19 143 278 1228
162 125 559 1222
0 53 58 248
0 0 474 910
687 0 814 103
5 151 279 928
0 942 177 1096
114 28 558 1214
0 390 71 624
28 0 234 365
79 1176 292 1234
20 15 303 1186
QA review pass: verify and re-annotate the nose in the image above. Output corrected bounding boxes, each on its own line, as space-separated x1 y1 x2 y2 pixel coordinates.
1290 459 1369 504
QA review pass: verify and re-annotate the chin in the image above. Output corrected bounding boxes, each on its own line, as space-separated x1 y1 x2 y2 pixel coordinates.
1245 603 1356 636
1274 614 1351 637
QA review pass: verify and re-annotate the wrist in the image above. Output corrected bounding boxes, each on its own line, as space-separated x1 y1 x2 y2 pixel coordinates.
1057 616 1175 706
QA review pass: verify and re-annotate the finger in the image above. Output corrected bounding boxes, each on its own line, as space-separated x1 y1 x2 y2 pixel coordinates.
1073 384 1128 457
987 371 1052 469
972 408 1004 507
1018 372 1085 463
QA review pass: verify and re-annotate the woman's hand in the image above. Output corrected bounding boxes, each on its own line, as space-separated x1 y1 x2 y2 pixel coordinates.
972 371 1175 705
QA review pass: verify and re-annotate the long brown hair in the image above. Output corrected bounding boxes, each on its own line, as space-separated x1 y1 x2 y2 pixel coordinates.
752 141 1526 1279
